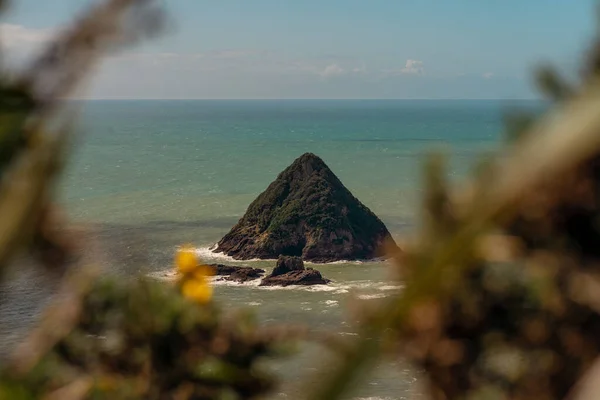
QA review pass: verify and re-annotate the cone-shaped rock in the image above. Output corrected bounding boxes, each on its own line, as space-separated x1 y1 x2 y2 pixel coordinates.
216 153 396 262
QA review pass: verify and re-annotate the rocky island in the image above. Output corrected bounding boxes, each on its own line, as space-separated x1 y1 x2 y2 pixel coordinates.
215 153 396 262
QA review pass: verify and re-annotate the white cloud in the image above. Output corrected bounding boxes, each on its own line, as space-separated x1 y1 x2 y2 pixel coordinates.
0 24 56 48
87 50 532 99
400 59 424 74
483 72 494 79
381 59 425 77
107 52 369 82
320 63 345 78
352 63 367 74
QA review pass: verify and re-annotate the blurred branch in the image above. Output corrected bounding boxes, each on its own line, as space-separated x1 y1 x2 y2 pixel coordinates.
9 266 99 375
24 0 164 108
0 0 165 277
42 376 93 400
535 65 573 101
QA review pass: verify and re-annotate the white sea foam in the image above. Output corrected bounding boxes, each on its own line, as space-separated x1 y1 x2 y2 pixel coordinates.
378 284 403 291
245 301 262 306
346 280 378 290
210 277 262 287
195 246 387 265
146 270 178 281
305 259 367 265
323 300 339 307
256 283 349 294
195 246 269 263
151 272 349 295
147 263 404 298
357 293 387 300
304 256 388 265
354 397 396 400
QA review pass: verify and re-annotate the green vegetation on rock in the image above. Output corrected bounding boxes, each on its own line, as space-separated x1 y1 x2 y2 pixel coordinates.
216 153 396 262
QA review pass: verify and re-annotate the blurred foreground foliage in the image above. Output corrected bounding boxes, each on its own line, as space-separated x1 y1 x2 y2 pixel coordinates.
1 279 285 399
311 12 600 400
3 1 600 400
0 1 289 399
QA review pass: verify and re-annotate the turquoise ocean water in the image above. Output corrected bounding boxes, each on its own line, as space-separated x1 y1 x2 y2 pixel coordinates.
3 100 543 399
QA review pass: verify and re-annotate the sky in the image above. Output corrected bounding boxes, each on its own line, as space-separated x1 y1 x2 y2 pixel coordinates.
0 0 596 99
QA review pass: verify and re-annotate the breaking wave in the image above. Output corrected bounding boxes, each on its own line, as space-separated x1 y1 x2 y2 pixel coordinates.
195 246 386 265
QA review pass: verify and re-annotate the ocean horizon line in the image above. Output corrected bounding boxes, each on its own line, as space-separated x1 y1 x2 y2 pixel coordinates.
67 97 543 102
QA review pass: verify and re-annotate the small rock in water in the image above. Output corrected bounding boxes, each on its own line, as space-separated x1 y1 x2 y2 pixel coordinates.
209 263 265 283
271 256 305 276
260 256 330 286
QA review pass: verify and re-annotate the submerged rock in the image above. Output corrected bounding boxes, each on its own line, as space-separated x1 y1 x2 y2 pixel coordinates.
216 153 397 262
209 264 265 283
259 256 330 286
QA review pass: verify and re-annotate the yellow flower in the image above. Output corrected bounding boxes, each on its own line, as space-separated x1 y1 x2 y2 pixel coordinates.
181 278 213 304
176 245 198 274
175 244 214 303
196 264 216 277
